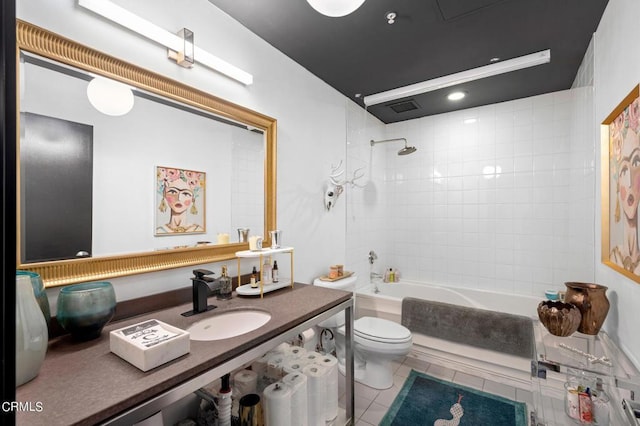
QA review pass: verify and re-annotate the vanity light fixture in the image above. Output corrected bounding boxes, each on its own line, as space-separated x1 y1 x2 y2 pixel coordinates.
78 0 253 85
86 76 134 116
167 28 194 69
306 0 366 17
363 49 550 106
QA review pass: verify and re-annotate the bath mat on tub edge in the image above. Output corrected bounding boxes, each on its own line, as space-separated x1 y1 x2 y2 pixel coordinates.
380 369 528 426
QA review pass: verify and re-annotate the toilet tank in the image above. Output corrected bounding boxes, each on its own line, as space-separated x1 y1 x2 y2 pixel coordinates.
313 274 357 328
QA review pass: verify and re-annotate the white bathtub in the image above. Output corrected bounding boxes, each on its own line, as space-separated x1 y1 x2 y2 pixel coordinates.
355 280 542 387
356 279 541 321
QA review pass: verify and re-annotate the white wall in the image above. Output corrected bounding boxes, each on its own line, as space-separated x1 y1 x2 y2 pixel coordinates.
348 89 595 299
18 0 354 303
593 0 640 367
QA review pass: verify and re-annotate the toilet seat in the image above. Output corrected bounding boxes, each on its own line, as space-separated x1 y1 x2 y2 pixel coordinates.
339 316 412 345
353 317 412 344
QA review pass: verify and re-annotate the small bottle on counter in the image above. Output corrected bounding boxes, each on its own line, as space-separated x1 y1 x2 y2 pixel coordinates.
272 260 279 283
217 265 232 300
250 266 259 288
262 256 273 285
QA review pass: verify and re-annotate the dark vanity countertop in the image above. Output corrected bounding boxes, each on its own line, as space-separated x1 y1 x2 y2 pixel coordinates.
16 283 351 426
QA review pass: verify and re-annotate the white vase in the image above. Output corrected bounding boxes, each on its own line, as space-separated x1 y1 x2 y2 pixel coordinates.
16 274 48 387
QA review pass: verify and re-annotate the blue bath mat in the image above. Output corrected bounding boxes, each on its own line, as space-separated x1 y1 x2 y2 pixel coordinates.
380 370 528 426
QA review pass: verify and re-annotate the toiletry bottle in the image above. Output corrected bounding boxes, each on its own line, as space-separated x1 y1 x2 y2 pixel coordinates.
250 266 258 288
218 373 232 426
262 256 273 285
272 260 279 283
217 265 232 300
389 268 395 283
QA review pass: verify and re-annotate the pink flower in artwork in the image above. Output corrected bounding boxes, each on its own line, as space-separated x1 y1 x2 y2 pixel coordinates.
185 171 202 189
166 168 180 181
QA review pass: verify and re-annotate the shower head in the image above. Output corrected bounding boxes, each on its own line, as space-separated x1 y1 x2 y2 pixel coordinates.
370 137 417 156
398 145 417 155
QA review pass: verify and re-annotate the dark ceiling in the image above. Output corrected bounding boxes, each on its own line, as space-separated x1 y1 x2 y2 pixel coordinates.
208 0 608 124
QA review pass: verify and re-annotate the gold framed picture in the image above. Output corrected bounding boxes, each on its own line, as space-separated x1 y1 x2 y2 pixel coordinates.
602 85 640 282
155 166 206 235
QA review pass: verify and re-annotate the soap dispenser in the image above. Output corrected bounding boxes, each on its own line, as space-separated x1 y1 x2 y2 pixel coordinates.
217 265 232 300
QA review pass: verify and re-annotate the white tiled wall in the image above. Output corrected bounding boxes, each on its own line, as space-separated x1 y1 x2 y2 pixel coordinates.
347 88 596 298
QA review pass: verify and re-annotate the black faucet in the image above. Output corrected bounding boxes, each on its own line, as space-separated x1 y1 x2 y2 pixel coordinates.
182 268 218 317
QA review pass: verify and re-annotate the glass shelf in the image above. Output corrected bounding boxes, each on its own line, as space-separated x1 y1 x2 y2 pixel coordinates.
235 246 294 258
531 320 640 425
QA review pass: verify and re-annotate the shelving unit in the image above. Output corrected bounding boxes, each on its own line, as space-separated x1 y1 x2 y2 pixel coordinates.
235 246 294 298
530 320 640 425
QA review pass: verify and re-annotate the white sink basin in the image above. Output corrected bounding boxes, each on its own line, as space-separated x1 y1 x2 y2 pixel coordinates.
187 309 272 341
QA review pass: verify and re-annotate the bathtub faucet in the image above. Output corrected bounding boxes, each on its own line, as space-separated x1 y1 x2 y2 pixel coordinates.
368 250 378 264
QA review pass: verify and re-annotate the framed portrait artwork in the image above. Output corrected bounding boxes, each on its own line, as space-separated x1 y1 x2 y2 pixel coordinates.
602 84 640 283
155 166 206 235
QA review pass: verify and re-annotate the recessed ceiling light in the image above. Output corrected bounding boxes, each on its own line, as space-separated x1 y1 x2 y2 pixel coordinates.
490 57 500 63
447 91 465 101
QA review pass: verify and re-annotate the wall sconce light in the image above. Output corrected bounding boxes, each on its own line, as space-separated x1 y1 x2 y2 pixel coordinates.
364 49 550 106
78 0 253 85
167 28 194 69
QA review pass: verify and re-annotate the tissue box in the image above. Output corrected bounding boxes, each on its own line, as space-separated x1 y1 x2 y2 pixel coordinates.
110 319 190 371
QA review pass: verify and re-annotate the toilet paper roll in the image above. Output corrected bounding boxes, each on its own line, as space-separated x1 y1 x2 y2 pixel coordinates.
267 354 286 380
315 355 338 421
263 381 292 426
283 345 307 359
233 369 258 399
301 363 328 426
298 328 316 351
303 351 321 364
282 357 311 375
282 373 308 426
272 342 292 355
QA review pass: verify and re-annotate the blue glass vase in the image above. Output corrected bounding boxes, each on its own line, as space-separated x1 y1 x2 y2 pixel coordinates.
56 282 116 341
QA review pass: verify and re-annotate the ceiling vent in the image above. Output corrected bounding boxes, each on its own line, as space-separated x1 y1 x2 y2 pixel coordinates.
387 99 420 113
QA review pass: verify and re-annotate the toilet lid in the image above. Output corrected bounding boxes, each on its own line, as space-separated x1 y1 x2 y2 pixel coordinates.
354 317 411 343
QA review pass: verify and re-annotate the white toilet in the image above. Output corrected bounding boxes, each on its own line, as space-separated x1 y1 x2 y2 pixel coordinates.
313 274 413 389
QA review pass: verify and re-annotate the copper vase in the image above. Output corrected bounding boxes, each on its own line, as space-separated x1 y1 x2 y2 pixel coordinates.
564 282 610 335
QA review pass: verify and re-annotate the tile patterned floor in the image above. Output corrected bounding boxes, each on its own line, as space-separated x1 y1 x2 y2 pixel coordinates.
338 353 535 426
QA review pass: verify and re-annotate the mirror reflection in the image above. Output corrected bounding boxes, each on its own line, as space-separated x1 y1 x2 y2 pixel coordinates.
19 52 265 264
16 21 277 286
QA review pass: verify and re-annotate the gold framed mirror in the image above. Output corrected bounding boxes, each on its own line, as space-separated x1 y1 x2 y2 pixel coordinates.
16 20 277 287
